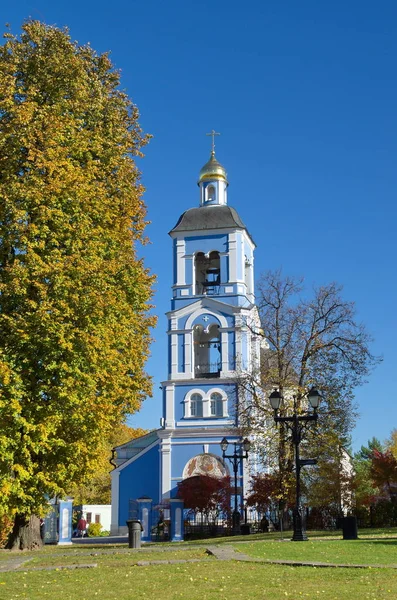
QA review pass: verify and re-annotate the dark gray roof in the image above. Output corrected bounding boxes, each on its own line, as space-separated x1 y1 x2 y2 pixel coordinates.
170 205 254 243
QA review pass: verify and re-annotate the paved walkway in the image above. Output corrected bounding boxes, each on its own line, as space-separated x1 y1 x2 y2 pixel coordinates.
0 557 98 573
206 545 262 562
0 557 32 572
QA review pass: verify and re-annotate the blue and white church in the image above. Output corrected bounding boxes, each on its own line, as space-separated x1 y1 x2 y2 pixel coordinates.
110 142 262 535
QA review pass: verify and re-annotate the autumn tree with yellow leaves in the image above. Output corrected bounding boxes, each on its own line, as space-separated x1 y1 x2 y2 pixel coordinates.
0 21 155 549
69 424 148 506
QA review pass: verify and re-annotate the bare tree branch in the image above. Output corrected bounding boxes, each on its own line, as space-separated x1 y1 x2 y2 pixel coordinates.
237 270 381 506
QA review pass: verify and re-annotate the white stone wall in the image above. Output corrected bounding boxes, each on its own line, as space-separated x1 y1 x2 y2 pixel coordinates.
81 504 112 532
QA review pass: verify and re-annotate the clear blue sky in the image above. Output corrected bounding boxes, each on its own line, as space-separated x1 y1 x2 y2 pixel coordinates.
3 1 397 452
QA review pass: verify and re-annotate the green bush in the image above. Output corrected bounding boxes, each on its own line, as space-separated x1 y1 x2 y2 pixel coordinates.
87 522 103 537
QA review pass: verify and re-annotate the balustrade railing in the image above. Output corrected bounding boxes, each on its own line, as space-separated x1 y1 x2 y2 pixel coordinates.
194 362 221 378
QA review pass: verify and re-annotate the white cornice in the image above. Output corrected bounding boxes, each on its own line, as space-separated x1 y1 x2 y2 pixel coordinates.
160 375 242 386
162 427 239 439
170 228 256 248
175 419 234 427
166 296 241 319
170 227 238 239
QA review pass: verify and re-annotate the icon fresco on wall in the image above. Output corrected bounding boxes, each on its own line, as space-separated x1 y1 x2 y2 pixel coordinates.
182 453 228 479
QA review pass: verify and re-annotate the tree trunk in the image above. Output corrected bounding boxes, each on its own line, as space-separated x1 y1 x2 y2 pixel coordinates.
6 513 43 551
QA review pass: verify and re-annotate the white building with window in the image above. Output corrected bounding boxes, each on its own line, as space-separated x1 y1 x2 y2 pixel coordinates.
110 146 261 534
75 504 111 532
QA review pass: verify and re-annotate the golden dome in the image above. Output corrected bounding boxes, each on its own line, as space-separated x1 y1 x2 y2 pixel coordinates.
198 152 228 184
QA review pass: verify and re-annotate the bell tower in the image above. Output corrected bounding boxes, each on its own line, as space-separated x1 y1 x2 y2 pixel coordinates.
110 137 262 534
159 137 261 501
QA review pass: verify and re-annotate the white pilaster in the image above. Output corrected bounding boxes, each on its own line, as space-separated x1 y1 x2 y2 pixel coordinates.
238 234 245 283
249 254 255 302
170 332 178 377
176 239 186 285
184 253 194 295
228 232 237 282
160 436 172 500
110 470 120 535
164 384 175 428
221 330 229 373
184 331 193 378
235 315 243 371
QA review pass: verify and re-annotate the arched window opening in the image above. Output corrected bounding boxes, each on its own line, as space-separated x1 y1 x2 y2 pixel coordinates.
210 392 224 417
194 322 221 379
207 185 216 202
190 393 203 417
194 251 220 295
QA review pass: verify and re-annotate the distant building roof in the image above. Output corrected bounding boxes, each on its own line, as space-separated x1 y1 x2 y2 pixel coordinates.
170 205 254 244
112 430 160 468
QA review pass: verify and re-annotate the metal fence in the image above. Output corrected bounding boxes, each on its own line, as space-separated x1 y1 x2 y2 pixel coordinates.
128 499 139 521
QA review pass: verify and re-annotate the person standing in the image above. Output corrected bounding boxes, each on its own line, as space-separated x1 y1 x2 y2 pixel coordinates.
40 518 45 540
77 515 87 538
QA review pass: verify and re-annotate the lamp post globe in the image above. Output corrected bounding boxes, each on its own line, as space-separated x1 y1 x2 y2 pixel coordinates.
307 388 321 410
220 437 229 453
242 438 251 453
269 389 282 411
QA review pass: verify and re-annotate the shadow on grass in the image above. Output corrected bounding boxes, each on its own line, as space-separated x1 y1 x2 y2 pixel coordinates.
362 538 397 545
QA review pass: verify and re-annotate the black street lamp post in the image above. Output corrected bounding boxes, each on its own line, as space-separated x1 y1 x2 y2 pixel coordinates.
269 388 321 542
220 437 251 533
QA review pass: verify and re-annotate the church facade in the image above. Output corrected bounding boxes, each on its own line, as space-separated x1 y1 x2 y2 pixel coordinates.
110 145 261 535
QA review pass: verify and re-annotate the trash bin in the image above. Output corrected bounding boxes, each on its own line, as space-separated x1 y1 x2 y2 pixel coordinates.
241 524 251 535
342 516 358 540
126 519 143 548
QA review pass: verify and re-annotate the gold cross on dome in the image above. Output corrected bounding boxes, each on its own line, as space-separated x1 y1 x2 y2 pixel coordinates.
206 129 220 154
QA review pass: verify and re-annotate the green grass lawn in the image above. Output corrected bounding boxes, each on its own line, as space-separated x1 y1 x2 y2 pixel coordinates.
236 538 397 566
182 527 397 546
1 530 397 600
1 561 397 600
24 547 212 568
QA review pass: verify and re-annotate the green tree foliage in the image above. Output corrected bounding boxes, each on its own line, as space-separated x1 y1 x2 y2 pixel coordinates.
353 437 383 511
305 445 354 518
69 424 148 505
352 437 397 526
356 437 384 461
387 429 397 461
0 21 155 549
239 270 379 507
